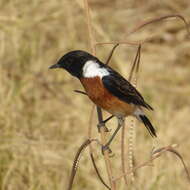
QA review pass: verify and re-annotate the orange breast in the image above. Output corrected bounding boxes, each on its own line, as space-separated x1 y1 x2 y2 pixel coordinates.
80 77 135 116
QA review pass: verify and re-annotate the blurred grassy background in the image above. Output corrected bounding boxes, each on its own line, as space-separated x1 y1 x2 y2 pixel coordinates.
0 0 190 189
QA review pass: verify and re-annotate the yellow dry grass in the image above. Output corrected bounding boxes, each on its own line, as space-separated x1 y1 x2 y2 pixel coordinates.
0 0 190 189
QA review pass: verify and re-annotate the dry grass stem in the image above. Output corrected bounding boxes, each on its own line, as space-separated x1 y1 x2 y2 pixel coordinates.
121 123 128 185
120 45 142 185
128 45 141 82
83 0 96 54
95 39 149 48
114 144 190 182
90 153 111 190
67 139 91 190
128 14 190 36
67 138 101 190
105 44 119 65
96 107 117 189
84 0 116 189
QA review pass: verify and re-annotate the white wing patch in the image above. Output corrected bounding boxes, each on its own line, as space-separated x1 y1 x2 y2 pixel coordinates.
83 60 109 78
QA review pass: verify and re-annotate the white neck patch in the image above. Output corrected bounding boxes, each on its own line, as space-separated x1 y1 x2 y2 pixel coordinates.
82 60 109 78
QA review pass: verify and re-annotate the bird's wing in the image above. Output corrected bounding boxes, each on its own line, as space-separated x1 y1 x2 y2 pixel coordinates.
102 68 153 110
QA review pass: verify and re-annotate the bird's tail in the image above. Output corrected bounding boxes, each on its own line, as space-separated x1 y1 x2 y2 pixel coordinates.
134 109 157 137
139 115 157 137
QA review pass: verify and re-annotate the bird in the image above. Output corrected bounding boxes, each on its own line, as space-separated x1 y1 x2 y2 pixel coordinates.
49 50 157 150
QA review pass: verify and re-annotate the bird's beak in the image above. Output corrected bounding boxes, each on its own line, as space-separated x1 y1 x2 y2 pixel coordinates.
49 63 60 69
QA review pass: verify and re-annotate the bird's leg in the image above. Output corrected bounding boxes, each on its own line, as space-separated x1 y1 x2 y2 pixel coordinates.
97 115 114 132
102 117 125 154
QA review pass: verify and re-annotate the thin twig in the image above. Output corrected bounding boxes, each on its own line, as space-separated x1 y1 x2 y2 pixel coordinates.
86 105 109 190
105 44 119 65
96 107 117 189
67 138 102 190
125 45 141 184
95 39 149 48
114 144 190 183
167 149 190 182
83 0 96 54
128 14 190 37
121 122 128 185
120 45 141 185
67 139 91 190
88 104 95 142
128 45 141 82
87 105 111 188
90 153 111 190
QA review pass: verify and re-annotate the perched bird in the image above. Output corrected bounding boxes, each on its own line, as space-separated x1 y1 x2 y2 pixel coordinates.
49 50 156 149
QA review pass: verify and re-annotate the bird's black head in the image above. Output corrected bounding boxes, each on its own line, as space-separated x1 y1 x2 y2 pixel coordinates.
49 50 98 78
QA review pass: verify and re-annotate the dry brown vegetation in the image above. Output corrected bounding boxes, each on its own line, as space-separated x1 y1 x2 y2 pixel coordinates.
0 0 190 189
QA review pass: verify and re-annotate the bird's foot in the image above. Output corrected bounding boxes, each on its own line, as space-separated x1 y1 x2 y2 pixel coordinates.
101 144 114 157
97 122 110 133
97 115 114 133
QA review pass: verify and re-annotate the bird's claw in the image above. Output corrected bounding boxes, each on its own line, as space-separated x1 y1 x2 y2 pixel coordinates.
97 122 110 133
101 145 114 157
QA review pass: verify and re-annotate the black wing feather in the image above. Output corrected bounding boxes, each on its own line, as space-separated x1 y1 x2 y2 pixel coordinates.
102 67 153 110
